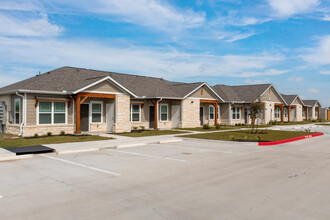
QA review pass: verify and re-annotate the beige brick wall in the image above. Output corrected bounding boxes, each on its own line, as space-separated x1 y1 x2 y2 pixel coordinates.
131 121 149 130
5 124 20 135
296 104 303 121
90 123 107 132
114 94 131 133
22 125 75 137
180 98 200 128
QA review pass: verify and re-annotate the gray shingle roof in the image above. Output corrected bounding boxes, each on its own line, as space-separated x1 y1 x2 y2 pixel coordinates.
281 94 297 105
212 84 272 103
0 66 204 98
302 100 319 107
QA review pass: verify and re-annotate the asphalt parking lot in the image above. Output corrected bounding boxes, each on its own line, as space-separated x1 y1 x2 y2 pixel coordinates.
0 128 330 219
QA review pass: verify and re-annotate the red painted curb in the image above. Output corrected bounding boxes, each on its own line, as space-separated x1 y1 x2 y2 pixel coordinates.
259 133 324 146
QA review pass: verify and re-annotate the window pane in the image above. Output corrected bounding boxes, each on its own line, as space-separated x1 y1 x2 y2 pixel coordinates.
210 113 214 120
132 113 140 121
132 105 140 113
15 113 19 124
39 102 51 112
92 113 101 122
15 100 20 112
161 113 167 121
54 113 65 124
92 104 101 113
54 102 65 113
161 105 167 113
39 114 51 124
210 106 214 113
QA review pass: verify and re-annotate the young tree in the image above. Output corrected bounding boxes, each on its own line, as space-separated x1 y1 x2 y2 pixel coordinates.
249 101 263 134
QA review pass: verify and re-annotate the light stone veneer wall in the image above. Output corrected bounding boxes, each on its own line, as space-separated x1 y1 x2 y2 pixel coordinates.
158 121 173 129
5 124 20 135
10 124 75 137
90 123 107 132
263 102 274 124
295 104 303 121
131 121 149 130
180 98 200 128
114 94 131 133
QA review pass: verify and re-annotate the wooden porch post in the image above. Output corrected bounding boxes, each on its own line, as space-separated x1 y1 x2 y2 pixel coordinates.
305 107 308 120
75 93 81 134
288 106 291 122
280 105 283 123
214 103 218 125
317 107 320 120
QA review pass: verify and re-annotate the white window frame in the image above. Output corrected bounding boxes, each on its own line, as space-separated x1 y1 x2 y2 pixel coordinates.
37 101 68 125
130 104 141 122
14 98 20 124
232 107 241 120
284 108 288 117
275 107 281 119
160 104 168 122
90 101 103 123
209 105 215 120
217 105 220 121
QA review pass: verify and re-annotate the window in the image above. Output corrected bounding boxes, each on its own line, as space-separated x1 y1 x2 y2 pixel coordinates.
160 104 168 121
92 103 102 123
38 102 66 124
315 109 318 117
14 98 20 124
209 105 214 120
302 109 306 117
232 107 240 120
131 104 141 122
275 107 281 119
217 105 220 120
284 108 288 117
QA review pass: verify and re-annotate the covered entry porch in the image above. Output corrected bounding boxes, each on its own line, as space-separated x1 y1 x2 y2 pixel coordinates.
75 92 116 134
199 100 218 126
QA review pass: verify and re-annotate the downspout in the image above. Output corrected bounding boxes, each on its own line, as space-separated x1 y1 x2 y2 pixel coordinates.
16 91 25 136
156 98 163 129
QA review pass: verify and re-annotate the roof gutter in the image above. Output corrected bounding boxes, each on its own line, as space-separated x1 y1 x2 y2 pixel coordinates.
0 89 71 95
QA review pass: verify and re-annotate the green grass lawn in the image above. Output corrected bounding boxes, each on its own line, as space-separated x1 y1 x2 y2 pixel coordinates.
316 123 330 126
175 124 271 132
0 134 113 148
178 130 316 142
277 120 329 126
117 130 188 137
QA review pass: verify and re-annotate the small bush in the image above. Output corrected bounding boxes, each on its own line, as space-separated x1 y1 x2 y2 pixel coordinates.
244 136 248 141
203 124 210 129
319 119 322 122
312 120 316 123
133 126 138 131
257 136 261 141
215 124 220 129
47 132 52 136
140 126 145 131
60 131 65 136
34 133 39 138
230 135 235 141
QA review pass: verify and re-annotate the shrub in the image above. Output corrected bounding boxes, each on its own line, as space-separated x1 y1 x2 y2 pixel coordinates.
133 126 138 131
215 124 221 129
312 120 316 122
319 119 322 122
47 132 52 136
34 133 39 138
203 124 210 129
244 136 248 141
140 126 145 131
257 136 261 141
60 131 65 136
230 135 235 141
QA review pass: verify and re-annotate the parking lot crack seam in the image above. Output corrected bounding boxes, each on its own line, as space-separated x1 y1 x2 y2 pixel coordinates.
41 154 120 176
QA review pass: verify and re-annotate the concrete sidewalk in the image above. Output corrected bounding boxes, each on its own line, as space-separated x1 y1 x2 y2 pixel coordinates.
0 148 33 162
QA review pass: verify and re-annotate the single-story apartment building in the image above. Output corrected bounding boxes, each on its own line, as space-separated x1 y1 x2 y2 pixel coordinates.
302 100 322 120
281 95 304 122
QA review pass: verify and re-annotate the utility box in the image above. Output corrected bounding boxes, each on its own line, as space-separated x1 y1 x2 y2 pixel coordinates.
0 101 6 132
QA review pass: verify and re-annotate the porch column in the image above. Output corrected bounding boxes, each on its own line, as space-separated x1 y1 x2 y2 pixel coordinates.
306 107 308 120
317 107 320 120
75 94 81 134
288 106 291 122
154 101 158 130
229 103 232 125
214 103 218 125
280 105 283 123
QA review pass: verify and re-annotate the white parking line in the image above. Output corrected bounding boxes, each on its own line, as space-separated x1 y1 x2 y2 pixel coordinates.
107 149 186 162
158 144 233 154
0 194 3 199
41 155 120 176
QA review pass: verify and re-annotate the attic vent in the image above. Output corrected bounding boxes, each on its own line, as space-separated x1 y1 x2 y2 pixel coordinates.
201 89 204 95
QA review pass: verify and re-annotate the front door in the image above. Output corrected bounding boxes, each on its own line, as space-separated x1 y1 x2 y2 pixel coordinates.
171 105 180 128
290 107 296 121
200 107 204 125
106 103 114 133
80 104 89 132
244 108 249 125
149 106 155 129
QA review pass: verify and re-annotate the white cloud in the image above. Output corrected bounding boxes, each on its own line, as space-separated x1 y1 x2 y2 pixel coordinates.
308 88 320 94
0 13 63 37
323 14 330 21
245 79 269 84
0 0 41 11
288 76 303 82
0 37 286 81
320 70 330 75
51 0 205 31
225 31 256 42
301 35 330 65
267 0 320 17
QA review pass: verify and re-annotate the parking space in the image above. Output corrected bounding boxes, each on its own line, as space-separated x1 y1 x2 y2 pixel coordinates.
1 130 330 219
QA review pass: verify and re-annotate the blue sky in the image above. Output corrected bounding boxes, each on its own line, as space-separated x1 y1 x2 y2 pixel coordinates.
0 0 329 105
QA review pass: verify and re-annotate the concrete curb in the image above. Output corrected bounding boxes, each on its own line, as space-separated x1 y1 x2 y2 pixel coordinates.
116 143 147 149
56 148 100 155
0 154 34 162
158 139 183 144
259 133 324 146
